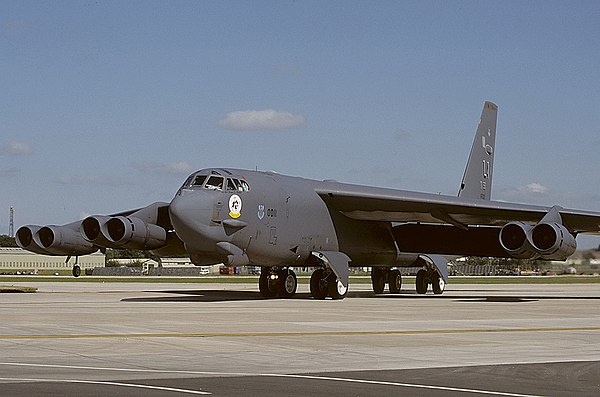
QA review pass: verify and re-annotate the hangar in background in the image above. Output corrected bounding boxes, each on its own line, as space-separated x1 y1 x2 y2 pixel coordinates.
0 247 105 272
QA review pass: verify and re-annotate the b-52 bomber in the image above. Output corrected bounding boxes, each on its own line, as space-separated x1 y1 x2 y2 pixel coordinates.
16 102 600 299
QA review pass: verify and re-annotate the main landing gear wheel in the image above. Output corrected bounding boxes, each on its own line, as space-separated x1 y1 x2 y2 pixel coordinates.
388 269 402 294
432 273 445 295
415 269 445 295
259 268 298 298
310 268 329 300
327 272 347 300
371 267 386 294
415 269 428 294
278 269 297 298
259 270 277 298
72 265 81 278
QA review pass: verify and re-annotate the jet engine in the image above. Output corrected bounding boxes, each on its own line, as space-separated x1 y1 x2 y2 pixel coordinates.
15 225 49 255
16 224 96 256
498 221 537 259
529 222 576 260
81 216 114 247
499 220 576 260
100 216 167 250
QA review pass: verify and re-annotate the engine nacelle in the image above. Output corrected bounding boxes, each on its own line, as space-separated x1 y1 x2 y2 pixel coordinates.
529 222 576 260
101 216 167 250
32 224 96 256
499 221 537 259
81 215 115 247
15 225 51 255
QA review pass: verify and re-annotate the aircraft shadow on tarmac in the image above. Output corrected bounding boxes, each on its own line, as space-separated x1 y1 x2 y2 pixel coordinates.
120 290 600 303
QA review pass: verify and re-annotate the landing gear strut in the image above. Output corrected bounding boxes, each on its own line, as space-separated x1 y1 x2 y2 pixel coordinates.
259 267 297 298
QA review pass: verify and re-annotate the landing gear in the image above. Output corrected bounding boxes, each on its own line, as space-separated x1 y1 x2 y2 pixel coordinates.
278 269 298 297
415 268 446 295
310 268 328 299
310 268 347 300
371 267 386 294
415 269 427 294
370 267 402 294
259 267 297 298
72 265 81 278
388 269 402 294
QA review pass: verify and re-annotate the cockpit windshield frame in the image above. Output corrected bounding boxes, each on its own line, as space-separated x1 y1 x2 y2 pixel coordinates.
182 170 250 192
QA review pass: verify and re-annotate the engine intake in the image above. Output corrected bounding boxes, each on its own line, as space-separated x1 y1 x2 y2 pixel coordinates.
499 220 576 260
498 222 537 259
529 222 576 260
16 225 50 255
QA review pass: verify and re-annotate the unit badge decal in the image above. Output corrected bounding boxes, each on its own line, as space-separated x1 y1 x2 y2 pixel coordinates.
228 194 242 219
257 204 265 220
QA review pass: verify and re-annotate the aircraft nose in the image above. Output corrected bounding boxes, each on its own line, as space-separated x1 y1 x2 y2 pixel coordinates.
169 191 215 247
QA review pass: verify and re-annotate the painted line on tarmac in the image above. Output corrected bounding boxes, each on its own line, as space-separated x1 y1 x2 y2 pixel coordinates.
0 363 539 397
0 326 599 340
269 374 543 397
0 377 211 395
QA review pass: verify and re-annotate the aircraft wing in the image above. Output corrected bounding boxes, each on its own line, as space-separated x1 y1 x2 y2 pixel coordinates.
316 182 600 234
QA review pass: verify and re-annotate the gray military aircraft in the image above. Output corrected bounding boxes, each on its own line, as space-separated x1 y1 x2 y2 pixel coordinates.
16 102 600 299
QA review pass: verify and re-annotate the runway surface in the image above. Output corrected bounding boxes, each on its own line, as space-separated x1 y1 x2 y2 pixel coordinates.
1 281 599 396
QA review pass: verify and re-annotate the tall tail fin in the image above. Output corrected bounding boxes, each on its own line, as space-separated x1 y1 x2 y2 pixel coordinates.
458 101 498 200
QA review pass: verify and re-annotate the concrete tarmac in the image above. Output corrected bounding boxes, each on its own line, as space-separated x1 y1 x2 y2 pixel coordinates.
1 281 599 396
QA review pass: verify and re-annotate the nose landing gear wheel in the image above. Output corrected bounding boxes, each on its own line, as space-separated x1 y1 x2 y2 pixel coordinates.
72 265 81 278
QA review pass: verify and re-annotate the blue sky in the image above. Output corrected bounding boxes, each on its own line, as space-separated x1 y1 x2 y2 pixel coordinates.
2 1 600 247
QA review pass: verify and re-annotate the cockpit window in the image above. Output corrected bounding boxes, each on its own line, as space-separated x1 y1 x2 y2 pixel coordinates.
182 172 249 192
225 178 250 192
192 175 207 187
238 179 250 191
205 176 224 191
226 178 238 191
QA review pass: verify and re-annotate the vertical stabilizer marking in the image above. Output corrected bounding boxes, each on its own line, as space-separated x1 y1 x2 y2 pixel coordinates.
458 101 498 200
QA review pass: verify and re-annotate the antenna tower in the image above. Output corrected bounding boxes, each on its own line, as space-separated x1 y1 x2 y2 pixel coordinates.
9 206 14 238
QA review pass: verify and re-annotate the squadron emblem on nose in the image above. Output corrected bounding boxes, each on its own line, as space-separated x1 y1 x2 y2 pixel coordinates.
228 194 242 219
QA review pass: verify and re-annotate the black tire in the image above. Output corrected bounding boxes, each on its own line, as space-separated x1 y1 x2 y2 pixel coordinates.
371 268 385 294
72 265 81 278
432 273 445 295
389 269 401 294
259 270 277 298
310 269 328 299
327 273 347 300
278 269 297 297
416 269 428 294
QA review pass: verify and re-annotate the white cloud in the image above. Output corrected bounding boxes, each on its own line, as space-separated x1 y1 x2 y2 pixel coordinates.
217 109 305 131
496 182 552 204
524 182 548 194
0 141 33 156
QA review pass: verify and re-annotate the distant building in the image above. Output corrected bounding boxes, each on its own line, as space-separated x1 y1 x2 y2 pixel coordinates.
0 247 105 271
